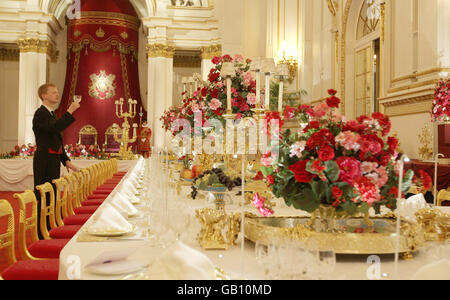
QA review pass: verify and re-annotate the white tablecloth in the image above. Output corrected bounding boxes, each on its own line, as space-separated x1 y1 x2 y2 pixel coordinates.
58 160 450 280
0 159 137 191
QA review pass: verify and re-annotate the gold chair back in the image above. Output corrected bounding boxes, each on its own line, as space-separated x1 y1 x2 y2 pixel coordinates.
78 124 98 146
65 174 77 216
73 172 86 203
13 191 40 260
35 183 58 240
0 200 16 265
53 177 69 227
437 189 450 206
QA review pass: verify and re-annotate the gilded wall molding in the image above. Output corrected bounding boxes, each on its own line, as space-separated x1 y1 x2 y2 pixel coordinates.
17 38 59 62
326 0 338 16
380 94 433 117
146 43 176 58
0 47 19 61
200 44 222 60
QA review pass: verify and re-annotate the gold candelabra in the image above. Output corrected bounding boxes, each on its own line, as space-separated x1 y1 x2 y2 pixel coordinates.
113 98 138 160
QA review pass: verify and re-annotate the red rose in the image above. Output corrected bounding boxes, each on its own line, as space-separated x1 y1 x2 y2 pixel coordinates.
266 175 275 185
358 134 384 155
326 95 341 108
289 160 317 183
211 56 222 65
331 186 343 200
335 157 361 184
388 186 399 196
208 72 220 82
306 129 335 150
328 89 338 96
387 136 399 153
283 106 297 120
210 89 219 99
419 170 432 190
222 54 233 62
343 120 366 134
303 121 320 132
318 145 335 161
201 87 208 97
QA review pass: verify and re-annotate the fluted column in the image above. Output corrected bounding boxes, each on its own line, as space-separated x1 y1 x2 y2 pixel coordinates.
146 43 175 150
17 38 53 145
200 44 222 81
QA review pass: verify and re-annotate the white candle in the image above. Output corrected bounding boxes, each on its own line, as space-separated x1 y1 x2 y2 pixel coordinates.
434 153 444 206
278 80 284 113
227 77 232 113
394 154 408 279
240 154 245 277
264 73 270 111
255 71 261 109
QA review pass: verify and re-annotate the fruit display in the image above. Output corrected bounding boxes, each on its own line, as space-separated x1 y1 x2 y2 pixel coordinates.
190 168 242 200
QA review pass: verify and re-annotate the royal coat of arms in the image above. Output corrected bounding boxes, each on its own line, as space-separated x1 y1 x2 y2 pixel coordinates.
88 70 116 100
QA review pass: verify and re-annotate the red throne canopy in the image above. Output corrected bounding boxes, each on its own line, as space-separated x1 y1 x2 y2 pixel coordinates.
57 0 146 150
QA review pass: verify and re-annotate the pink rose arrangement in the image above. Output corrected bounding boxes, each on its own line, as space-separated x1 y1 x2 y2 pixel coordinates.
259 89 415 216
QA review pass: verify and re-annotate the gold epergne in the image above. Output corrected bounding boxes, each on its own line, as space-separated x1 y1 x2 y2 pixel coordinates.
113 98 138 160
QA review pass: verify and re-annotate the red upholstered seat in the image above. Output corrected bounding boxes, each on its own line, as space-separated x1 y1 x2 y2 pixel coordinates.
49 225 82 239
63 214 91 226
82 199 105 206
93 189 112 195
106 179 122 183
74 205 99 214
1 259 59 280
115 172 127 176
87 194 108 200
28 239 70 259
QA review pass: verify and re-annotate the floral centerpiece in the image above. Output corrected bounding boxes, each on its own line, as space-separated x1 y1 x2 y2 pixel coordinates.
65 144 110 160
0 144 36 159
258 89 415 216
431 79 449 122
160 54 259 137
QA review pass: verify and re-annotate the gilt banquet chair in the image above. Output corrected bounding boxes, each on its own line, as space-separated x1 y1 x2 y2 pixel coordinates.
36 183 82 240
0 199 59 280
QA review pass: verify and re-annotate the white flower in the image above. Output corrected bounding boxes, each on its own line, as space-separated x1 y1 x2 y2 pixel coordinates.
289 141 306 158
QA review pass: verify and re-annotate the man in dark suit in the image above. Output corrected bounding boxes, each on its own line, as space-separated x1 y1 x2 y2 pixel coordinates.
33 83 80 238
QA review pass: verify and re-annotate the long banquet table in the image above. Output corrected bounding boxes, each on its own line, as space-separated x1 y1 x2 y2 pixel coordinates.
58 159 450 280
0 158 137 191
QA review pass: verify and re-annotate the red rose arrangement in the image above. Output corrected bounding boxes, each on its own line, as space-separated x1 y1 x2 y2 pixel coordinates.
259 89 416 215
431 79 449 122
160 54 258 137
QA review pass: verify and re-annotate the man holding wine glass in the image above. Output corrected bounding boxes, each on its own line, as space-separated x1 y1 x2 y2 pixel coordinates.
32 83 81 238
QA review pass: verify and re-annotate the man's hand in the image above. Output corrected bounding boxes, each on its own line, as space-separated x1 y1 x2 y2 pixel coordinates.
67 101 81 115
66 161 79 173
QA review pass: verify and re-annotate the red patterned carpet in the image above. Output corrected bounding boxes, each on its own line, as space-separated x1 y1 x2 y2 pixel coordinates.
0 191 28 273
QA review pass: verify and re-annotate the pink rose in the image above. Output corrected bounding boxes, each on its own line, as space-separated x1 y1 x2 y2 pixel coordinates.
209 98 222 110
247 93 257 105
336 157 361 184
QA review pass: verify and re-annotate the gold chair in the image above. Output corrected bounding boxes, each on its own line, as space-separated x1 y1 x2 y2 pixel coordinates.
437 189 450 206
35 183 58 240
53 177 69 227
36 182 81 240
0 200 16 265
13 191 42 260
1 194 61 280
78 124 98 146
103 125 121 153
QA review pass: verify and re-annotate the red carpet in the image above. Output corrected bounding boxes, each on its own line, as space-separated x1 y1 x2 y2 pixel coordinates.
0 191 32 273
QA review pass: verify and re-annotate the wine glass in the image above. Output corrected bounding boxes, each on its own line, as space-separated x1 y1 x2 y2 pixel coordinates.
74 95 82 103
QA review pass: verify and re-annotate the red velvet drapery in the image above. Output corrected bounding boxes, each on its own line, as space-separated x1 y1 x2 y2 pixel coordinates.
57 0 146 150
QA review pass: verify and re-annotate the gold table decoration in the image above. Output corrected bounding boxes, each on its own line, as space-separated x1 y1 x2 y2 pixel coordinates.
244 214 425 256
195 208 242 250
415 208 450 241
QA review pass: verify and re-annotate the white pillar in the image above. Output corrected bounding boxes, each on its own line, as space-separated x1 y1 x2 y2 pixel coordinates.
17 38 48 145
146 44 174 151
